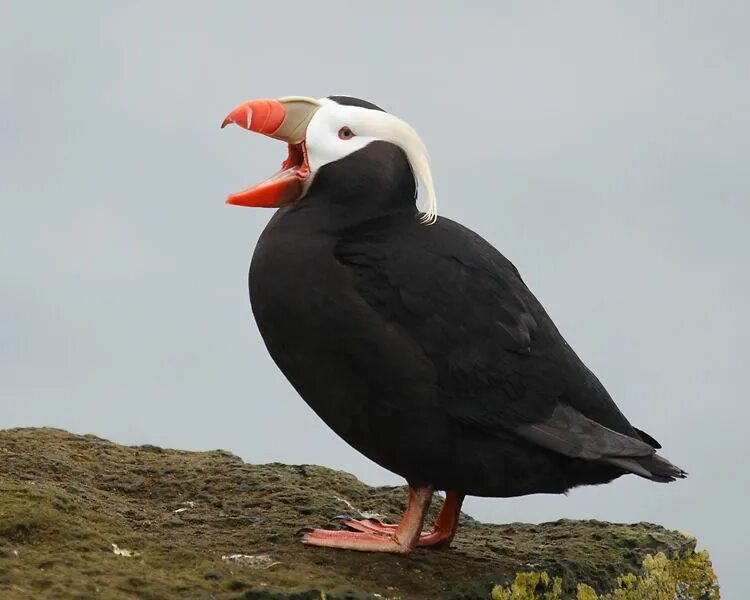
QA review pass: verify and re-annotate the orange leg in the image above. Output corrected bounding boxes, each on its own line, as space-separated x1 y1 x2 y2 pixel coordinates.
301 486 434 554
339 491 465 549
417 490 464 547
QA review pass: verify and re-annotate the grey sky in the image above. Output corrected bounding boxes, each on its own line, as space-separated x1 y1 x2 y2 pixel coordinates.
1 1 748 595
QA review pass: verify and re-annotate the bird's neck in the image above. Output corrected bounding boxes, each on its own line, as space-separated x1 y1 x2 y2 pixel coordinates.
281 179 418 234
273 141 421 233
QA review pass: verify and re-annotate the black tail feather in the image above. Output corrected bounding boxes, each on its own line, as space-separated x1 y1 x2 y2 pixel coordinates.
608 452 687 483
634 427 662 449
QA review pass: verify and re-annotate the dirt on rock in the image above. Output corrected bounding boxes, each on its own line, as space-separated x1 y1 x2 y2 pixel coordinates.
0 428 717 599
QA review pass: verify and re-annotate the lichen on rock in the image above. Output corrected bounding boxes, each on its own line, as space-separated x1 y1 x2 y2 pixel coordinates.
491 571 563 599
490 549 719 599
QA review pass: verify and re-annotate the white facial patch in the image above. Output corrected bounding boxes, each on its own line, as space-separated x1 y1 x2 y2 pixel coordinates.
304 98 437 223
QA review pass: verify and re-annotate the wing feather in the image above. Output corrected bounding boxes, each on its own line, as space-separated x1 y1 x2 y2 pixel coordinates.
335 216 654 466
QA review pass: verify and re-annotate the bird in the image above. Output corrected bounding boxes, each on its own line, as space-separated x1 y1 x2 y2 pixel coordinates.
220 95 686 554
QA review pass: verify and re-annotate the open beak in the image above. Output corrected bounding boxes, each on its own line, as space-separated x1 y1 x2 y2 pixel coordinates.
221 96 321 207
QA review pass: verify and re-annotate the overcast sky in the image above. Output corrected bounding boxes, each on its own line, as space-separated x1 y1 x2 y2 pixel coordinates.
1 1 748 595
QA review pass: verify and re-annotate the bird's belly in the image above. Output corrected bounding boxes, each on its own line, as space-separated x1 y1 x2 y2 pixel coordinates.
252 292 437 477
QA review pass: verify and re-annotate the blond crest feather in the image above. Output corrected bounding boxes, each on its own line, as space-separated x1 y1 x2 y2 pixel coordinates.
346 109 437 224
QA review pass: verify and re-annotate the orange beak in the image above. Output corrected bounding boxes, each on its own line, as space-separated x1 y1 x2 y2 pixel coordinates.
221 97 320 208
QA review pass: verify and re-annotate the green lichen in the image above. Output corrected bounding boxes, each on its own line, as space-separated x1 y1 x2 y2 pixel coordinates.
575 585 598 600
490 550 719 600
491 571 563 599
599 550 720 600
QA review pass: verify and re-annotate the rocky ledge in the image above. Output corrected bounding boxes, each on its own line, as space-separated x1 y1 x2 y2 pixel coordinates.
0 428 718 599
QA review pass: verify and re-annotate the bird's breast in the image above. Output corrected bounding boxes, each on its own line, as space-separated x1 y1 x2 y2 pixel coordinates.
247 216 441 471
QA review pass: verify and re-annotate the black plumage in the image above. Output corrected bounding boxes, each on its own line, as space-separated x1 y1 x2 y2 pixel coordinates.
248 137 685 499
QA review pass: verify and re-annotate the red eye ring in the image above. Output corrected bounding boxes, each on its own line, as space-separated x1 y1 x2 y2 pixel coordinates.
338 126 355 140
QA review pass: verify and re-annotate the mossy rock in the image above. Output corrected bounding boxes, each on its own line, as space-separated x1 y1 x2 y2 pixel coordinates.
0 428 718 599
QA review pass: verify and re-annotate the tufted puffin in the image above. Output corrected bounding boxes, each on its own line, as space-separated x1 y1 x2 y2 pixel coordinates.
220 95 686 554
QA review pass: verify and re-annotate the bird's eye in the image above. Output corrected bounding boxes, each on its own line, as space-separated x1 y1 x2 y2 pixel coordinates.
338 126 355 140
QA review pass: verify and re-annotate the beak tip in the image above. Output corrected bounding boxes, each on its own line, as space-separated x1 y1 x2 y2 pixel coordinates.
221 105 254 131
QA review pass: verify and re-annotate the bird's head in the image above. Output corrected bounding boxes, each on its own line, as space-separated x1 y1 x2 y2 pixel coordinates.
221 95 437 223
